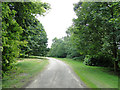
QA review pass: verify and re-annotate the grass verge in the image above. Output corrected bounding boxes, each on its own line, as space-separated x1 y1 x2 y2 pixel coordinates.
55 58 118 88
2 56 49 88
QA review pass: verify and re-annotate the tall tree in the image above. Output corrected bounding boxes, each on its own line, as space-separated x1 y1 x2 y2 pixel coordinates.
2 2 23 71
71 2 120 71
27 22 48 56
2 2 50 73
11 2 50 57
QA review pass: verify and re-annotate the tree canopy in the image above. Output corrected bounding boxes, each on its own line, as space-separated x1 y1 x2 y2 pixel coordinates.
48 2 120 72
2 2 50 73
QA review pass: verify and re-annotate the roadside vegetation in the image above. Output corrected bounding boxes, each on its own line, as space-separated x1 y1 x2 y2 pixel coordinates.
48 2 120 89
2 1 50 76
2 56 48 88
1 1 120 89
48 2 120 72
56 58 118 88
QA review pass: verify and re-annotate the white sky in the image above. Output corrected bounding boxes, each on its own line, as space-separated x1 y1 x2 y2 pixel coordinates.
37 0 79 48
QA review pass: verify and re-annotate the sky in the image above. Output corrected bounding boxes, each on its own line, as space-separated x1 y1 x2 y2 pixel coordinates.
37 0 79 48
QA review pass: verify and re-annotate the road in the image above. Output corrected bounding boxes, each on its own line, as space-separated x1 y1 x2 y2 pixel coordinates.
26 57 86 88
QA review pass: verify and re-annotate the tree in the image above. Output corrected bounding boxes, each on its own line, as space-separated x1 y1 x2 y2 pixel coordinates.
2 2 50 73
48 37 67 58
48 36 81 59
27 22 48 56
11 2 50 57
69 2 120 71
64 32 81 59
2 2 24 72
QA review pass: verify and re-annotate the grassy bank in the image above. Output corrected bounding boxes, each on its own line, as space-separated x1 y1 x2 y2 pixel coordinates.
2 56 49 88
55 58 118 88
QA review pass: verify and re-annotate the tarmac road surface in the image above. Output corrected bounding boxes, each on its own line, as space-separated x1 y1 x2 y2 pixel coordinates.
26 57 86 88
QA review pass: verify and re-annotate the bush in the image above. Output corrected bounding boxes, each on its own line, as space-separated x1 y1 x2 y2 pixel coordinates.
83 55 93 65
66 55 73 58
83 54 114 67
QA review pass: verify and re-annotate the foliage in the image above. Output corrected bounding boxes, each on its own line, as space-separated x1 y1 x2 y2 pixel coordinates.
11 2 50 57
83 54 113 67
47 2 120 71
68 2 120 71
48 36 81 58
48 38 67 58
2 2 50 73
22 20 48 56
64 35 80 58
2 3 24 72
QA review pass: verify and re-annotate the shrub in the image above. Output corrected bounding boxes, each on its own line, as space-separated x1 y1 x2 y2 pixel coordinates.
66 55 73 58
83 55 93 65
83 54 114 67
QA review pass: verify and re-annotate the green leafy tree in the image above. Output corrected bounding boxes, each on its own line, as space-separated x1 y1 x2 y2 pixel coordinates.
11 2 50 57
48 36 80 59
2 2 50 73
27 22 48 56
2 3 24 72
70 2 120 71
48 38 67 58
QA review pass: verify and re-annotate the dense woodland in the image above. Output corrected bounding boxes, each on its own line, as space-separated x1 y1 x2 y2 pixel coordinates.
48 2 120 72
2 2 50 74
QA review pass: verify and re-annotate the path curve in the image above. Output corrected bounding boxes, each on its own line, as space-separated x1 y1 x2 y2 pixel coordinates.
26 57 86 88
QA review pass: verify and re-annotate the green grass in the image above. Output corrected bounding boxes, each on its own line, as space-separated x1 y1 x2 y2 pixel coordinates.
55 58 118 88
2 57 49 88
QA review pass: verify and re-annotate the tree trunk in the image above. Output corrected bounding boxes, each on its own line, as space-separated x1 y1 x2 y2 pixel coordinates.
110 6 119 72
113 39 119 72
114 61 118 72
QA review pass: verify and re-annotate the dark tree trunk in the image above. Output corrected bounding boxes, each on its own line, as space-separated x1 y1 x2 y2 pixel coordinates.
110 5 119 72
113 42 119 72
114 61 119 72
